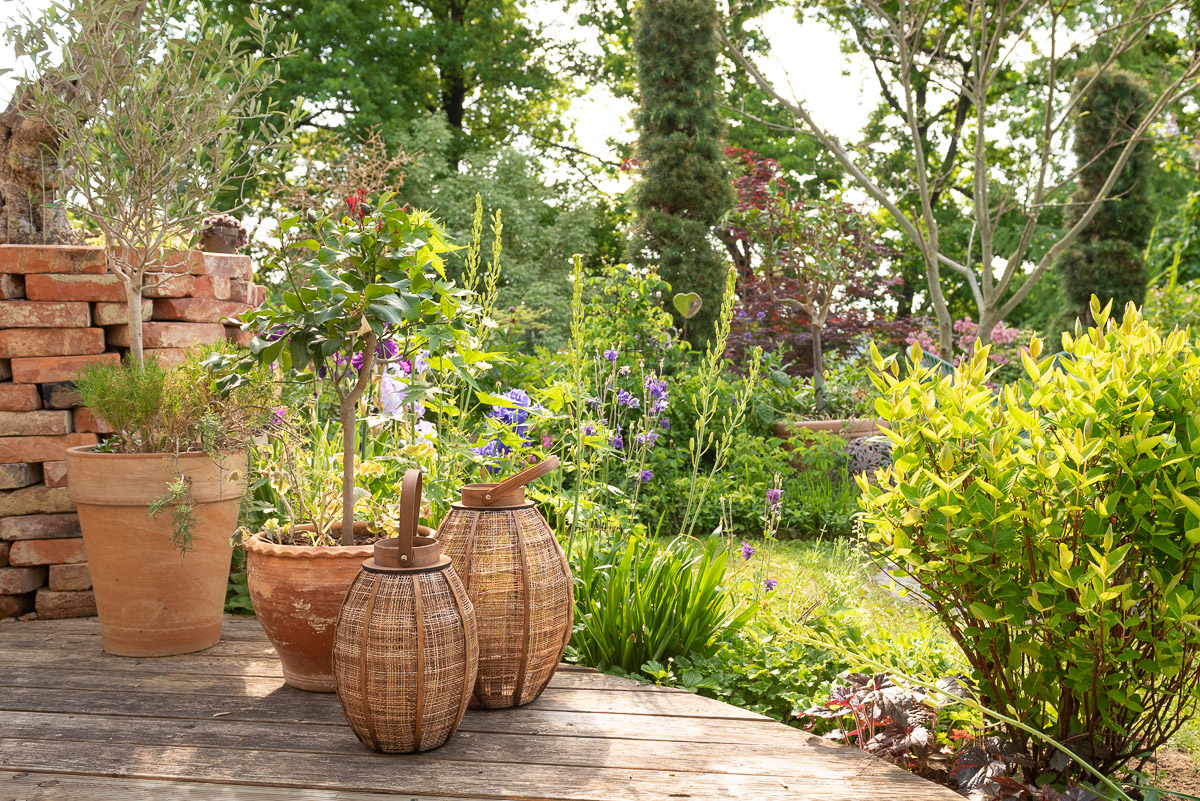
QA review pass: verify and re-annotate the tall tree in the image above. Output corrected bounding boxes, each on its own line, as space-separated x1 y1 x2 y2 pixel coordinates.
1058 68 1155 326
209 0 570 166
722 1 1200 357
629 0 734 344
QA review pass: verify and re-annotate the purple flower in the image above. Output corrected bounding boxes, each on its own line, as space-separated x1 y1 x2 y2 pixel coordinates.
609 432 624 449
618 365 631 377
660 417 671 430
766 488 783 511
616 388 640 409
583 424 596 436
603 348 619 363
542 433 553 448
756 311 766 322
413 350 429 375
638 469 653 483
740 541 755 561
764 578 778 593
636 431 659 448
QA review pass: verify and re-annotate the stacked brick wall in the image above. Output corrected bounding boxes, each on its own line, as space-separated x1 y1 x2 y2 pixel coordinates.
0 245 264 620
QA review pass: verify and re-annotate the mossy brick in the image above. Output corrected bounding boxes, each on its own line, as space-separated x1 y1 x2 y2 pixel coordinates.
42 460 68 488
0 463 42 490
10 537 87 566
0 301 90 328
0 274 24 299
35 588 96 619
0 327 105 358
93 300 152 326
40 382 82 409
0 566 47 594
0 513 81 541
0 434 98 464
0 383 41 411
0 410 72 436
0 245 106 275
48 563 91 591
152 298 253 324
106 321 224 349
0 485 75 516
0 591 35 619
10 353 120 384
24 274 125 303
141 273 231 300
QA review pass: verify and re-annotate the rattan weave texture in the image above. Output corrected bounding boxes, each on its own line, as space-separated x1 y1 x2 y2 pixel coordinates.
437 503 573 708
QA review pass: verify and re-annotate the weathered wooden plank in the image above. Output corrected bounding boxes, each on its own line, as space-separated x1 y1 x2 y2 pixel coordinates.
0 710 879 780
0 671 739 720
0 739 954 800
1 771 463 801
0 686 801 745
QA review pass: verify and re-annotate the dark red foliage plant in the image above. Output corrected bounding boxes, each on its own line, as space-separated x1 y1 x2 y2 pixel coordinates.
719 149 914 401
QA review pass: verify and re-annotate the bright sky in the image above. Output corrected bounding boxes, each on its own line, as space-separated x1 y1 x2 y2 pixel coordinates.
0 1 879 184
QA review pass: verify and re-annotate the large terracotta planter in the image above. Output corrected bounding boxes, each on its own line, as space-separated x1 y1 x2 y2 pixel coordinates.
65 447 246 657
772 417 888 440
244 522 431 693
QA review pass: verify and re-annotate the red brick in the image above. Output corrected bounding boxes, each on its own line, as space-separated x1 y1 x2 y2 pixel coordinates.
0 410 72 436
190 252 253 281
0 591 34 618
0 513 80 541
0 327 105 358
0 541 9 567
0 463 41 489
249 284 266 307
35 588 96 619
0 485 75 515
152 298 252 324
42 460 68 487
225 325 254 347
40 382 82 409
0 566 47 594
228 279 250 303
0 383 41 411
9 537 86 565
49 563 91 591
141 273 231 300
0 301 90 328
0 245 107 275
10 352 120 384
93 300 152 326
25 273 125 303
143 348 189 367
0 274 24 299
71 407 113 434
107 321 224 349
0 434 98 464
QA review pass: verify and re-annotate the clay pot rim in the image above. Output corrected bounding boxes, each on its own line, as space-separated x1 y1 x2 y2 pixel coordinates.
66 445 243 461
244 526 434 559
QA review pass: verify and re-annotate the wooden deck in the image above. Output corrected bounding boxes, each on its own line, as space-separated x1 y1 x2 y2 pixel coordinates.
0 615 961 800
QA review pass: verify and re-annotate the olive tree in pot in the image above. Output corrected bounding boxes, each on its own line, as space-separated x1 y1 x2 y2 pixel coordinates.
66 352 274 656
218 195 477 692
18 0 296 362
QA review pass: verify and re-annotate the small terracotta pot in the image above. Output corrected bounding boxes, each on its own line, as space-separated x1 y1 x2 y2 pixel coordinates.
772 418 888 440
244 522 434 693
65 447 246 657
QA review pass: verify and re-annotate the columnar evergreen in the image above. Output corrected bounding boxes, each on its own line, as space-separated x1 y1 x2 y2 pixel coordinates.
1059 68 1154 326
630 0 733 344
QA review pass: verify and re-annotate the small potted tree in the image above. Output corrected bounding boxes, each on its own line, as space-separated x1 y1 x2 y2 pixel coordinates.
66 352 273 656
226 195 476 692
20 0 296 362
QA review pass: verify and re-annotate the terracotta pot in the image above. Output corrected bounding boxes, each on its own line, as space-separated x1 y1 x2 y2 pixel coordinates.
244 522 433 693
65 447 246 657
772 418 888 440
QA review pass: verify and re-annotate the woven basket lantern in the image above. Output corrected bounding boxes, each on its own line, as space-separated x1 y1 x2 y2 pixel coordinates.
435 456 573 709
333 470 478 753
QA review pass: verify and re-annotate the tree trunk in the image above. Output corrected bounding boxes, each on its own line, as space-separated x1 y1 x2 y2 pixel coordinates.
0 102 74 244
812 322 826 414
124 279 144 364
339 394 358 547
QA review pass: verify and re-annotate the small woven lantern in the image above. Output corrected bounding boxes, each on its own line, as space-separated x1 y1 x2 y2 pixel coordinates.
435 457 573 709
333 470 477 753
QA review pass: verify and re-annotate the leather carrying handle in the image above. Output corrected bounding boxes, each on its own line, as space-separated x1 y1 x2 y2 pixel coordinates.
482 456 559 506
397 468 422 562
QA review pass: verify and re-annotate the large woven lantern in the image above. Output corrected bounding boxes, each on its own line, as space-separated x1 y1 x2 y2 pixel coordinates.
333 470 477 753
435 456 573 709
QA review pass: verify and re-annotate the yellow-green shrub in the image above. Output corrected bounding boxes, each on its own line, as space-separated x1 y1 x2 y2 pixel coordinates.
860 298 1200 783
